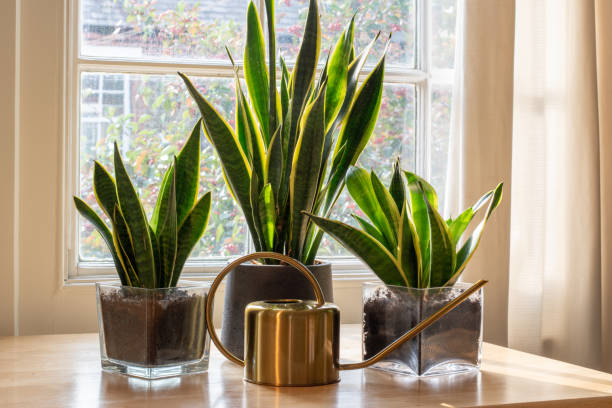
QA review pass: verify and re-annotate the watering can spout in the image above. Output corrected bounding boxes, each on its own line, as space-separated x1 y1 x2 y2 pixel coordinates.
205 252 487 386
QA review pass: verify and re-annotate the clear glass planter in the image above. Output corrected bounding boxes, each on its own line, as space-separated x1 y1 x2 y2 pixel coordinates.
96 281 211 379
362 282 483 376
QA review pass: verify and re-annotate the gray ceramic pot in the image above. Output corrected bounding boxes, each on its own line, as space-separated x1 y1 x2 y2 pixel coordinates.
220 261 333 359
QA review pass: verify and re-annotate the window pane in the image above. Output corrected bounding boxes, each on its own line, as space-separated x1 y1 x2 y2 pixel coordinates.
318 84 416 257
78 73 246 261
431 0 457 69
80 0 247 61
277 0 416 67
430 84 452 209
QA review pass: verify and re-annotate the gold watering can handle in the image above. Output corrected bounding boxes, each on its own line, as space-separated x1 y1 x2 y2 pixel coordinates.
205 252 326 367
339 279 488 370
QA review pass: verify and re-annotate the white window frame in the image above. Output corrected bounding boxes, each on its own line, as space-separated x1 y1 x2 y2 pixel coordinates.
63 0 455 283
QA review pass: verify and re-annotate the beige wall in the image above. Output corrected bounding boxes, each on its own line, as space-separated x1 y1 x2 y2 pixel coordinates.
0 0 17 335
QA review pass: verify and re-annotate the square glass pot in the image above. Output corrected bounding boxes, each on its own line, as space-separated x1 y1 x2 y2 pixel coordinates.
362 282 483 376
96 281 211 379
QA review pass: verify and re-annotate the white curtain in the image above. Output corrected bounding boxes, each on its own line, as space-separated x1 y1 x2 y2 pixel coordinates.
454 0 516 347
508 0 612 371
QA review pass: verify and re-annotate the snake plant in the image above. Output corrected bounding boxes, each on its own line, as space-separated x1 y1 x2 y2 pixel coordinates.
179 0 388 264
306 160 503 288
74 122 212 288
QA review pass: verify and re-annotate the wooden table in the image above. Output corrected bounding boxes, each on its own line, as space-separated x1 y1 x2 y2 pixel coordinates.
1 325 612 407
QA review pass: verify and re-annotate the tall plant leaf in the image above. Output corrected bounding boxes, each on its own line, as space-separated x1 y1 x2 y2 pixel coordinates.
287 0 320 156
179 73 256 238
112 205 140 287
151 120 201 232
324 16 354 128
352 214 386 246
424 190 455 287
244 1 270 142
258 183 276 250
289 83 326 260
404 171 431 285
150 163 174 233
449 183 503 285
345 167 396 251
398 204 420 287
404 171 439 210
266 127 283 202
114 143 156 288
159 160 178 287
370 170 400 251
306 213 406 286
264 0 278 138
389 158 405 211
325 49 386 211
173 192 212 286
73 197 127 285
93 161 118 219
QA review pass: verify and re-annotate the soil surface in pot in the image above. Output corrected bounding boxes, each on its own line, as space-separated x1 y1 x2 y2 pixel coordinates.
99 288 207 367
363 285 481 375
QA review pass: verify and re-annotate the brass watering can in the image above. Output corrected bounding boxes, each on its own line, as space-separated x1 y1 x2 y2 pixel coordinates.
205 252 487 387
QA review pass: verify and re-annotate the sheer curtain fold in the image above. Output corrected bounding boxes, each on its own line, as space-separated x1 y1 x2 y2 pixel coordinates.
507 0 612 371
459 0 515 346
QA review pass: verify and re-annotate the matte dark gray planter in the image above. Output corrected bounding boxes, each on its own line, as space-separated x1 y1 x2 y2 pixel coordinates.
220 261 333 359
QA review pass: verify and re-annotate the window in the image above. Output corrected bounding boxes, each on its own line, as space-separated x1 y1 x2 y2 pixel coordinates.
69 0 458 277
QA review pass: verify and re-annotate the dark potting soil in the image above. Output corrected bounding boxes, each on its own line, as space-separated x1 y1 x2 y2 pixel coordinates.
99 288 207 367
363 285 482 375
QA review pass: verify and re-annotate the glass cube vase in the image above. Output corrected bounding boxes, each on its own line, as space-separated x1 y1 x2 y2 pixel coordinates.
96 281 211 379
362 282 483 377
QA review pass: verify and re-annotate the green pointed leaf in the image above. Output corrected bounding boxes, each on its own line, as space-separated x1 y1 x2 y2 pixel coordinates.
326 32 380 141
289 83 326 260
175 121 202 224
151 120 201 233
150 162 174 233
325 49 386 211
114 143 156 288
404 171 439 210
266 127 283 202
448 208 473 247
449 183 503 285
425 191 455 287
245 1 270 142
352 214 386 245
93 161 118 220
173 192 212 286
345 167 396 251
324 17 354 128
306 213 405 286
404 172 431 285
258 183 276 250
448 190 495 247
398 204 420 287
112 205 140 287
370 171 400 252
73 197 127 285
179 73 256 239
148 223 161 286
287 0 320 156
231 56 266 183
159 160 178 288
250 171 264 251
264 0 277 139
280 64 290 124
389 158 405 211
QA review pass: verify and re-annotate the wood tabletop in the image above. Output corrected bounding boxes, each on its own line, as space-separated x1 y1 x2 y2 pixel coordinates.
1 325 612 407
